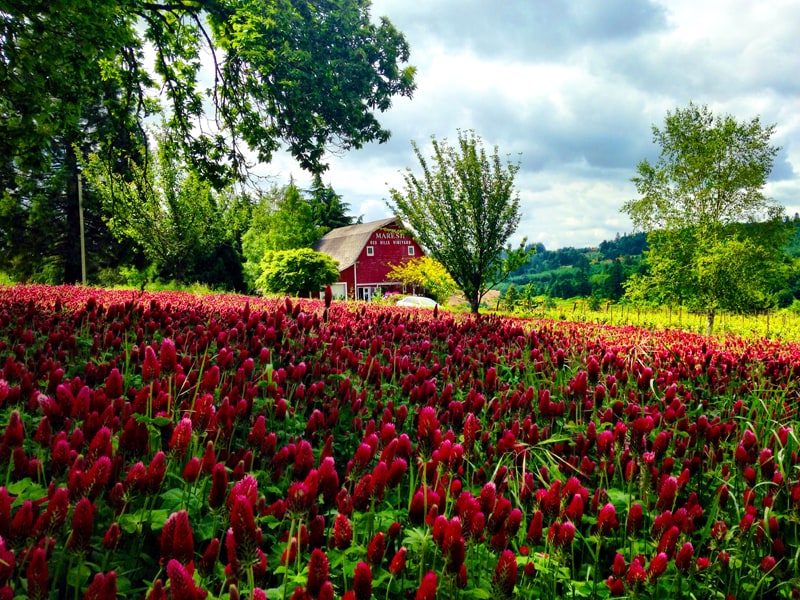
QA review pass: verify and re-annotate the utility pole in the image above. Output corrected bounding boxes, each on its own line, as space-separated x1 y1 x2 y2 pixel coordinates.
77 169 87 284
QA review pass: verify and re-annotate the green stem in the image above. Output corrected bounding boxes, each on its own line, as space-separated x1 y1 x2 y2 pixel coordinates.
281 518 296 600
571 544 576 599
593 537 601 599
342 557 350 594
419 534 427 585
100 545 112 573
247 564 255 600
384 574 394 600
294 517 304 576
73 556 84 600
58 554 75 600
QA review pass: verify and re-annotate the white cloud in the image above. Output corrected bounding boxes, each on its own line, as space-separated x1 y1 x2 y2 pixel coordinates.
259 0 800 250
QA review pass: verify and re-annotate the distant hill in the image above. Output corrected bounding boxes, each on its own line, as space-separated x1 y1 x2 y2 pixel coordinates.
501 219 800 306
499 232 647 301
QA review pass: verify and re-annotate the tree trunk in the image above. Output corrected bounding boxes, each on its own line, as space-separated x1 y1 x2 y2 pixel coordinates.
469 293 481 314
705 310 715 336
174 258 186 285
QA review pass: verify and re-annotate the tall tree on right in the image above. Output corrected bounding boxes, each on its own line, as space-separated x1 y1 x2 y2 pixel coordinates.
389 130 531 314
622 102 790 334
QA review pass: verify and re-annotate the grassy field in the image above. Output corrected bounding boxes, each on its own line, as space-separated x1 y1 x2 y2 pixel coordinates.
490 299 800 341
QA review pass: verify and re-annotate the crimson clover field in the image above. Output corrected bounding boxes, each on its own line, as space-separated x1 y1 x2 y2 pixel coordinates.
0 285 799 600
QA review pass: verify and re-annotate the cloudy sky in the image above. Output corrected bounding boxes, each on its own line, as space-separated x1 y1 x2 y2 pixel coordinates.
269 0 800 250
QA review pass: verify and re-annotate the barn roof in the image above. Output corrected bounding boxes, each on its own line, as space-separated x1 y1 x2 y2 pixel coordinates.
313 217 400 270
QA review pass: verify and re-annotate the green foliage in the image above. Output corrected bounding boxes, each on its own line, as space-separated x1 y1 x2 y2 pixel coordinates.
255 248 339 296
241 183 324 290
0 145 137 284
389 130 531 313
598 232 649 259
0 1 149 282
109 264 157 290
624 102 781 232
502 283 520 311
587 294 602 311
306 173 361 232
548 266 591 299
602 258 626 300
139 279 219 295
621 103 788 333
503 223 800 305
1 1 415 185
83 130 246 287
626 226 789 314
385 256 457 304
500 234 647 302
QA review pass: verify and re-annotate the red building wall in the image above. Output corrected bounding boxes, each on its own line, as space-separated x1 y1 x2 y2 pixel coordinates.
342 224 424 300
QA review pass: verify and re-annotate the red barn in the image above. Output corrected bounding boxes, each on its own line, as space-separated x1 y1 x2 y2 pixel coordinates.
313 217 424 300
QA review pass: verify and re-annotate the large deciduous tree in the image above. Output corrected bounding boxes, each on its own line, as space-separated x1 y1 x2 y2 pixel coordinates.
2 0 415 180
622 102 789 334
1 0 415 281
0 1 145 282
388 130 531 313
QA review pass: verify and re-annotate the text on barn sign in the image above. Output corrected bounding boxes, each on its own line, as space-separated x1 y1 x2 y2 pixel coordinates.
370 230 411 245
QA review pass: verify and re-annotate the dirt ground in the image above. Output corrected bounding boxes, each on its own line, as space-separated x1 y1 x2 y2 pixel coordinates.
446 289 501 309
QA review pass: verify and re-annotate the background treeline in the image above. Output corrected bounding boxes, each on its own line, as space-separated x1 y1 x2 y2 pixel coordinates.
0 170 356 294
499 215 800 308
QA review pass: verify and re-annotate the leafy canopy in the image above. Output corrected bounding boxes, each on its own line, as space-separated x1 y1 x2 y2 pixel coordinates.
621 102 788 333
0 0 148 283
241 183 323 290
1 0 416 184
1 0 414 286
388 130 531 313
83 129 245 284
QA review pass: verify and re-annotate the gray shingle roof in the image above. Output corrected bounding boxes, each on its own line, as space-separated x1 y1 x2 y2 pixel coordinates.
313 217 399 271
